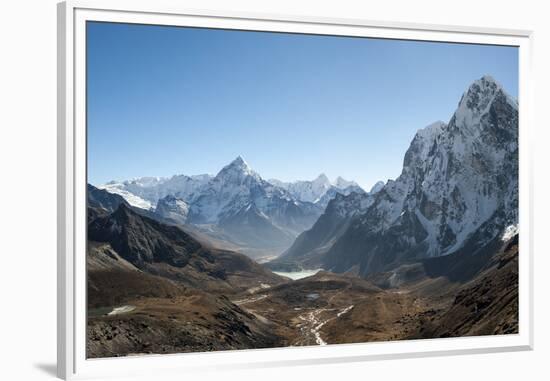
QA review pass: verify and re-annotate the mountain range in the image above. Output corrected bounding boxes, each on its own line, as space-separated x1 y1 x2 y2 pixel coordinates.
275 75 518 276
98 157 366 259
97 76 517 272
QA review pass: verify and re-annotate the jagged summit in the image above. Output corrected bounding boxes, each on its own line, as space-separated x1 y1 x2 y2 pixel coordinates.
459 75 501 109
225 155 253 171
334 176 358 189
215 155 259 181
455 75 517 128
314 173 330 183
266 173 363 206
411 76 515 145
232 155 248 166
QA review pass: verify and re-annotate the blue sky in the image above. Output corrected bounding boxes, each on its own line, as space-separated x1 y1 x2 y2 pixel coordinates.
87 21 518 189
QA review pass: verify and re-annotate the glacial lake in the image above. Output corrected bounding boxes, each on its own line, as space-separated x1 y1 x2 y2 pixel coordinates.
273 269 322 280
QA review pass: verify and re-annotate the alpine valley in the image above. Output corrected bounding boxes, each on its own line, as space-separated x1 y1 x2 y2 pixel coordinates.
87 76 519 358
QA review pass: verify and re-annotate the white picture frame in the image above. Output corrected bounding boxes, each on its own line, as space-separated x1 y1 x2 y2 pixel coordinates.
57 1 534 379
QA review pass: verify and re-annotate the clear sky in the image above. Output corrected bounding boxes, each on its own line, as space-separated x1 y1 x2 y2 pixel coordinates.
87 21 518 190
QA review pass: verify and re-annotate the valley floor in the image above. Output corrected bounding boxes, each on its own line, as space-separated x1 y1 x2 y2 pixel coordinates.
87 238 518 358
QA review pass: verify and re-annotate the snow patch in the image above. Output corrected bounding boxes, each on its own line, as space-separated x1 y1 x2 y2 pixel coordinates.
108 305 136 315
502 224 519 242
99 184 153 210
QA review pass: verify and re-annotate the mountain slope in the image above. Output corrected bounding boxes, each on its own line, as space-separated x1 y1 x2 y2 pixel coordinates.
271 191 375 269
418 236 518 337
88 203 285 293
217 202 296 249
87 183 130 222
155 195 189 225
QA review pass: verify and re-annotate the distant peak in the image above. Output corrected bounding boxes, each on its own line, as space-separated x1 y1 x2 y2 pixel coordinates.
314 173 330 183
334 176 358 189
216 155 259 180
222 155 249 170
335 176 349 184
227 155 252 169
233 155 246 164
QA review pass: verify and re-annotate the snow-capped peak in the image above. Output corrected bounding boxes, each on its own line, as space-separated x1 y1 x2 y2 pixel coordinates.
454 75 517 130
215 156 259 181
313 173 331 185
233 155 248 167
228 155 252 171
334 176 358 189
459 75 501 110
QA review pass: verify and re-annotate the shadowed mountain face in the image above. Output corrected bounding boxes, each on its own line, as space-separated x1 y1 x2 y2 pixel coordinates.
87 184 163 222
88 202 285 293
277 76 518 276
87 183 129 221
89 203 202 268
269 191 374 270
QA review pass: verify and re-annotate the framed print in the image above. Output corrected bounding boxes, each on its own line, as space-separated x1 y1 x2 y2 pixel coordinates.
57 1 534 379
